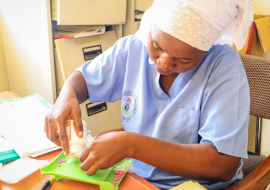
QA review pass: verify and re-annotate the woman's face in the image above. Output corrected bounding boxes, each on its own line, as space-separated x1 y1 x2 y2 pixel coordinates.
147 24 207 76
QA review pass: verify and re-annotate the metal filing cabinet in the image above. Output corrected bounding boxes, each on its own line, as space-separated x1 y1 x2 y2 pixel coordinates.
123 0 154 36
51 0 127 25
0 0 126 135
54 31 122 135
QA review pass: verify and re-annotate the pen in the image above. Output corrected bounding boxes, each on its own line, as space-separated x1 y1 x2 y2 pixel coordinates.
40 176 55 190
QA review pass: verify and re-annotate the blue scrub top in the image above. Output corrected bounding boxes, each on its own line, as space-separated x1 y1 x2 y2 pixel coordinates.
77 35 250 190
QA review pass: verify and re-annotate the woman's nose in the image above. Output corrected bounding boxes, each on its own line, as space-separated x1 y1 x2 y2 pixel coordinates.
157 54 175 71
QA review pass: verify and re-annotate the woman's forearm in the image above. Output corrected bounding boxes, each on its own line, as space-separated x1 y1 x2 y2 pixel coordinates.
59 72 88 104
45 72 89 153
96 128 125 139
126 132 240 182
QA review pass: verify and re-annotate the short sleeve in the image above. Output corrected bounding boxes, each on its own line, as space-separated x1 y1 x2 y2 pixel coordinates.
76 38 126 103
199 57 250 159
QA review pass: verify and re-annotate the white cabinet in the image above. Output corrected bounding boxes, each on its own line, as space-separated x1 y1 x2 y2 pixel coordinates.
123 0 154 36
0 0 125 135
51 0 127 25
136 0 153 11
54 31 118 82
54 31 122 135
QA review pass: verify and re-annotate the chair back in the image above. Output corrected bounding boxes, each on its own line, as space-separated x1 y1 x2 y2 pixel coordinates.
240 54 270 119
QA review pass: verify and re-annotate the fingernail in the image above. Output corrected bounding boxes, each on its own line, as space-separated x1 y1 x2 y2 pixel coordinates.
79 131 83 137
64 151 68 156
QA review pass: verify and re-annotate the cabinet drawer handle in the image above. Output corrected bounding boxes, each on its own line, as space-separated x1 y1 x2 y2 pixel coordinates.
86 102 107 116
135 10 145 15
82 45 102 61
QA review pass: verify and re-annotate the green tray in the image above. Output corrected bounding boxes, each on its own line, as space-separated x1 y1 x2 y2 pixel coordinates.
40 152 133 190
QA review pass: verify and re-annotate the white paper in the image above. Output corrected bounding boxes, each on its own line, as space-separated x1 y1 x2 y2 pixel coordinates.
0 157 49 184
0 163 2 179
0 136 13 152
0 95 58 157
74 25 106 38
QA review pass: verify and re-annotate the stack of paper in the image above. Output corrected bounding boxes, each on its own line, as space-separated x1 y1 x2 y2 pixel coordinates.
0 94 59 158
51 22 106 39
0 157 49 184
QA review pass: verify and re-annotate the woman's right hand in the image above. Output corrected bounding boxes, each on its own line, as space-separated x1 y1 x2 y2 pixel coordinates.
44 90 83 156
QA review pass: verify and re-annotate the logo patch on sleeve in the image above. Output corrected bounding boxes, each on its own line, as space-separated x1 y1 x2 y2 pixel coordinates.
121 91 138 122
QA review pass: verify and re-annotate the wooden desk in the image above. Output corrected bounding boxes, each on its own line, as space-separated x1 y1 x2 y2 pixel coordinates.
0 149 160 190
0 91 160 190
0 91 21 101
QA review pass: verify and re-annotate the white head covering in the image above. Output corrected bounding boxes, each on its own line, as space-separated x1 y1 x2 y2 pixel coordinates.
136 0 254 51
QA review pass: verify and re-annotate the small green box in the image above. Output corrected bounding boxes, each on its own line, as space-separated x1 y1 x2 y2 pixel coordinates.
0 149 20 163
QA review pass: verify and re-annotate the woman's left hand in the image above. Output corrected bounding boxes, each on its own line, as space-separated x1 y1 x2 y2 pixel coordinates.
79 131 132 176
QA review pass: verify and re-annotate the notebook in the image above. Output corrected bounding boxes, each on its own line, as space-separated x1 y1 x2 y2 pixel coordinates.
0 94 60 158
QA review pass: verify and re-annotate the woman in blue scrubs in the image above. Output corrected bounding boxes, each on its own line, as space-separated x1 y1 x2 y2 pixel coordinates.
44 0 254 189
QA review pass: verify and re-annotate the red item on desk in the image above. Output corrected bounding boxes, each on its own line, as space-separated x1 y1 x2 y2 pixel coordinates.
53 36 74 39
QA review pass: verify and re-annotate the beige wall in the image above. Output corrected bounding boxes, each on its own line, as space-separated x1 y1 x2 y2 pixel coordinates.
249 0 270 156
253 0 270 15
0 0 56 104
0 27 9 91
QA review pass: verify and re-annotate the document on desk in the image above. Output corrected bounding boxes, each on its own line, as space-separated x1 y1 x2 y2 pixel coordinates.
0 94 59 158
0 157 49 184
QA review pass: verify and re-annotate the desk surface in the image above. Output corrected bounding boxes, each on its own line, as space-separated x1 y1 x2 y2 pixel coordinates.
0 91 160 190
0 91 21 101
0 150 160 190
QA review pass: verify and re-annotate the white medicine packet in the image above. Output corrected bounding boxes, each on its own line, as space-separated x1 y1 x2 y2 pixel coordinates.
0 157 48 184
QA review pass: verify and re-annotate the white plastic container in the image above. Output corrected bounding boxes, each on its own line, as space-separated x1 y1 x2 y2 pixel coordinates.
65 120 88 160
